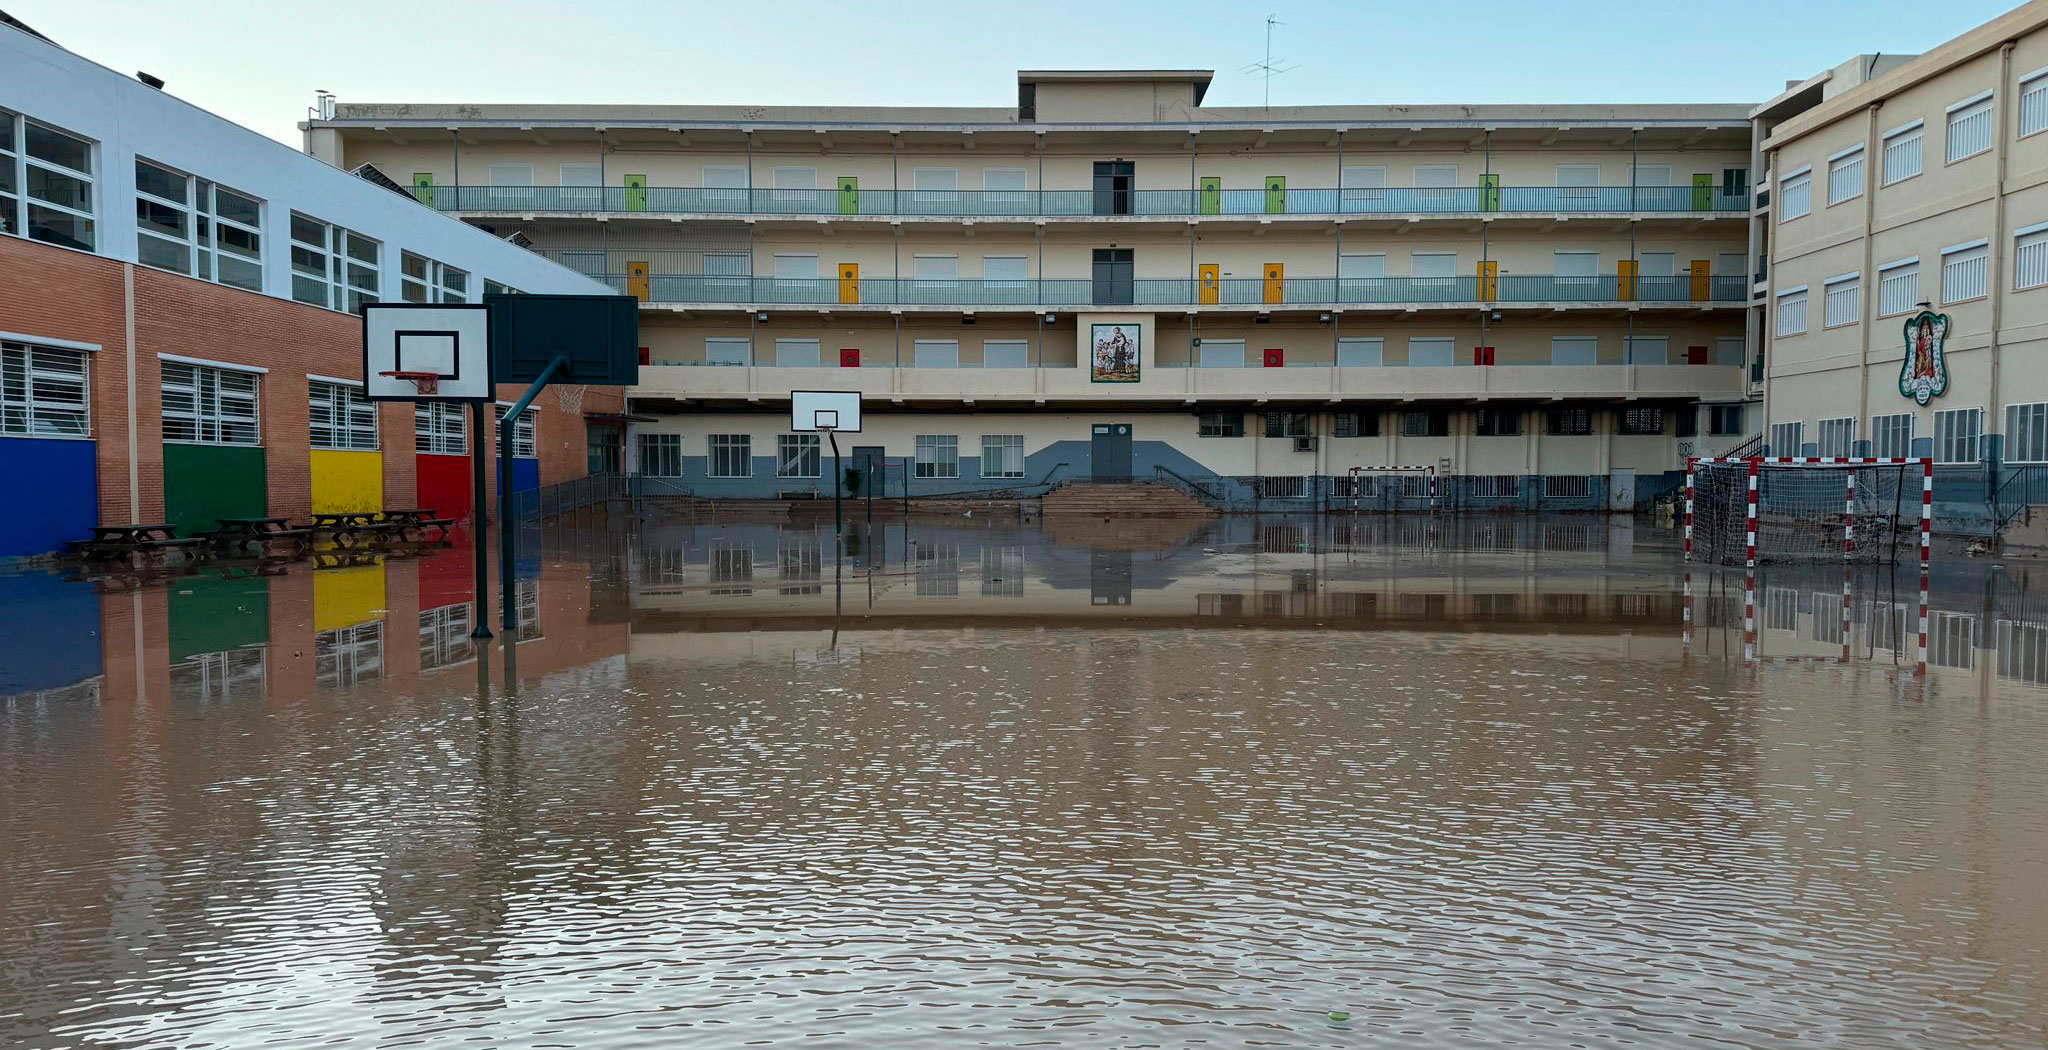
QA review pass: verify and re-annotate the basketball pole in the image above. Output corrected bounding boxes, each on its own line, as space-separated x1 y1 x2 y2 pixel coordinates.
469 401 493 639
499 354 569 632
826 428 843 536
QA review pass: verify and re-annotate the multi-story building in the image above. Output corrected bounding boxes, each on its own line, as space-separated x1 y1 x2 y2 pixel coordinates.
305 71 1757 510
0 20 618 558
1754 4 2048 501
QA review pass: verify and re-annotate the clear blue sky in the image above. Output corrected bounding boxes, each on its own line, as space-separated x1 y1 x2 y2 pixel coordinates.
7 0 2029 145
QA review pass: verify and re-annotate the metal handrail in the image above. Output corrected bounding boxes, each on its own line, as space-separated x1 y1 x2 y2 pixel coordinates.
1151 464 1228 505
1993 464 2048 529
893 461 1073 502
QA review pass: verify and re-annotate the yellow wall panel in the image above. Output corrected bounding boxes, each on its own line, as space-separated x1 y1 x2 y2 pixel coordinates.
314 563 387 633
310 449 384 515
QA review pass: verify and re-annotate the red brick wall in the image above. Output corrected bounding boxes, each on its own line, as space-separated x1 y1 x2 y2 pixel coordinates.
0 235 605 532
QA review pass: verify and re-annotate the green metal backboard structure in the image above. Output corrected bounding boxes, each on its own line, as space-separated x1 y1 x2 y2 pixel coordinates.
485 293 640 630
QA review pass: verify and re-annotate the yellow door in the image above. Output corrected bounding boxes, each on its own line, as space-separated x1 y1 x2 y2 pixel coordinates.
1690 259 1711 301
1198 263 1219 304
1616 259 1637 302
1263 262 1284 304
1478 261 1498 301
839 262 860 304
627 261 650 301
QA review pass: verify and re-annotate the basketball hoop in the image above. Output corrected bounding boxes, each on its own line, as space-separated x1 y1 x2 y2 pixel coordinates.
554 383 586 414
380 370 440 396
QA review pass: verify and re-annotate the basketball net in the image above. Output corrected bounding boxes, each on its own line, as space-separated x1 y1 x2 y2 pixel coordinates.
554 383 586 414
381 370 439 396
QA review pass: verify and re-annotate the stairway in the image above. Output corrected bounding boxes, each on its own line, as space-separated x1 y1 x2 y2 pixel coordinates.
1041 481 1220 518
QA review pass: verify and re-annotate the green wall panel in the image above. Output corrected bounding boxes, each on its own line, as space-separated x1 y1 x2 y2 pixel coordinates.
168 573 271 662
164 443 267 536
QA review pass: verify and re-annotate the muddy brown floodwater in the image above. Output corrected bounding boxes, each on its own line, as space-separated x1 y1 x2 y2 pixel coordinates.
2 515 2046 1048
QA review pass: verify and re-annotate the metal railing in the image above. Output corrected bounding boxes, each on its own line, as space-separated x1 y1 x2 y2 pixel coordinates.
1152 464 1229 506
422 183 1752 218
514 471 629 520
565 271 1749 308
1993 464 2048 530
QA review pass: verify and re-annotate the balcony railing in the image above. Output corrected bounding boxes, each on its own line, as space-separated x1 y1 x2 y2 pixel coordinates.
423 184 1752 218
578 273 1750 307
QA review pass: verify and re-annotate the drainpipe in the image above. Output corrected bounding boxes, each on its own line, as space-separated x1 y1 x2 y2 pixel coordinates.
1761 145 1776 452
1035 132 1044 217
1989 41 2017 478
746 130 754 214
450 129 460 190
1854 103 1881 454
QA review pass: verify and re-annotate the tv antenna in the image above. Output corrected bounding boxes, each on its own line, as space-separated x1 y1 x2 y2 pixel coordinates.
1240 14 1300 112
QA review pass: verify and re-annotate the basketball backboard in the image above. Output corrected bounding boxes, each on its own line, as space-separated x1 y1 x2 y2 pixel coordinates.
486 293 639 385
790 390 862 432
362 303 493 401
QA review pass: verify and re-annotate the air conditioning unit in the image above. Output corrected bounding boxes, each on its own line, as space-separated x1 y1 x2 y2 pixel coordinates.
1294 436 1318 452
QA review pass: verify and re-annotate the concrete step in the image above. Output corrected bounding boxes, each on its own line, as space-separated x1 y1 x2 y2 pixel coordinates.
1042 481 1219 518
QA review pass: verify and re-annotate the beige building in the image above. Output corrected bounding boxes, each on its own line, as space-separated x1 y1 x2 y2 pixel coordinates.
1755 3 2048 476
304 70 1758 509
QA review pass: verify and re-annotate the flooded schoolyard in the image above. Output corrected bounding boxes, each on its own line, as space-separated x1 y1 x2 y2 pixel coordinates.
2 514 2045 1049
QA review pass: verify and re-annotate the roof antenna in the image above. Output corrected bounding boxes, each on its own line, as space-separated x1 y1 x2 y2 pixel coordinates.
1240 14 1300 113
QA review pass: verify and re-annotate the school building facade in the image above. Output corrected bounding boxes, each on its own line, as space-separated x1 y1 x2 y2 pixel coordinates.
304 72 1762 511
0 21 622 559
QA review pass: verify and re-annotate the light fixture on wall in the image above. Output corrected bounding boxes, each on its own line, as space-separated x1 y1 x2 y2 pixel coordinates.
754 312 768 323
1317 313 1331 324
1043 314 1056 323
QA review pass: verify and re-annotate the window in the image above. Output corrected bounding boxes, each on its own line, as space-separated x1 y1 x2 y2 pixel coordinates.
1555 163 1600 200
1826 146 1864 205
1544 475 1591 499
1882 120 1925 185
487 163 534 207
2018 224 2048 290
0 340 89 436
401 251 467 303
289 213 379 313
2009 403 2048 463
1407 337 1454 366
1197 410 1242 437
1409 252 1456 279
1554 251 1600 290
1340 165 1386 207
133 159 263 291
1942 240 1989 303
772 252 818 290
982 339 1029 368
1935 407 1982 464
1770 421 1804 455
1197 339 1245 368
981 434 1025 478
1624 336 1668 365
703 251 750 287
702 164 748 207
705 337 750 366
1333 410 1378 437
1400 409 1449 437
1546 408 1592 436
1336 337 1382 366
1550 336 1598 365
983 168 1028 204
559 163 602 205
773 338 822 367
1817 417 1855 457
1471 475 1521 499
771 166 816 204
1412 164 1457 188
1878 259 1920 316
1779 167 1812 220
414 402 465 455
778 433 820 478
1710 404 1745 436
638 432 681 476
1264 412 1311 438
161 361 258 444
1823 273 1861 327
1946 92 1994 162
1870 413 1913 458
494 405 536 458
982 255 1028 290
1776 286 1808 335
2024 66 2048 137
1 112 96 250
709 433 752 477
912 167 957 203
308 381 375 450
912 254 958 289
1475 407 1522 436
1628 163 1670 187
914 434 958 478
912 339 959 368
1618 408 1664 435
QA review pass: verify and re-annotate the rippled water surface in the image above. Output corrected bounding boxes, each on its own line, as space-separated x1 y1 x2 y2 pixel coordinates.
3 515 2046 1048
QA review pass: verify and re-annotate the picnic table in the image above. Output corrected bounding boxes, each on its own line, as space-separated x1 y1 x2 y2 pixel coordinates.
210 516 313 557
66 523 208 567
381 508 457 543
311 511 400 548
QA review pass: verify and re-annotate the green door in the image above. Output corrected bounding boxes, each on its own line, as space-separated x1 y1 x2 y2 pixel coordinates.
411 173 435 207
1692 173 1713 211
164 444 268 537
1480 173 1500 212
625 173 647 212
1199 176 1221 215
837 176 859 214
1265 175 1286 214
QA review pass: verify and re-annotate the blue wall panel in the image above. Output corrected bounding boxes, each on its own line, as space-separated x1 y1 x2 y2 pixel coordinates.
0 437 98 558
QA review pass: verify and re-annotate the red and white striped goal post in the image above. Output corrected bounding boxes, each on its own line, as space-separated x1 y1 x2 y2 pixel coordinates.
1682 456 1933 573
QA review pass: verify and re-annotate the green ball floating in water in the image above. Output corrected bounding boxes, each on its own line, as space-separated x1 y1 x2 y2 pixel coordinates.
1327 1011 1350 1023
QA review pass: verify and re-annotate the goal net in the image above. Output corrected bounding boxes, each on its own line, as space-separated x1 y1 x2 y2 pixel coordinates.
1333 466 1438 512
1686 457 1931 567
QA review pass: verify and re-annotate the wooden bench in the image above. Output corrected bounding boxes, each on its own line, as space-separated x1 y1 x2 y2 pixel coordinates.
66 524 209 568
209 516 314 557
